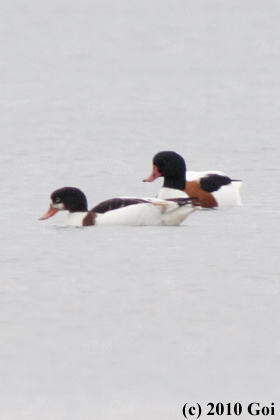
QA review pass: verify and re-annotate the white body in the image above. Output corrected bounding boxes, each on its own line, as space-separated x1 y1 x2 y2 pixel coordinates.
157 172 242 207
212 181 243 207
66 198 198 227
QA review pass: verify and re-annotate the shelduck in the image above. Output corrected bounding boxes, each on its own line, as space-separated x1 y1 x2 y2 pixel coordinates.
39 187 200 227
143 151 242 208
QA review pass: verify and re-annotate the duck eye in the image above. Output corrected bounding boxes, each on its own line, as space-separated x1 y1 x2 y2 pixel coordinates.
55 197 61 203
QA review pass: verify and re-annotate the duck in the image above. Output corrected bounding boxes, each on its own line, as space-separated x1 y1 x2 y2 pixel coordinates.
143 151 242 208
39 187 201 227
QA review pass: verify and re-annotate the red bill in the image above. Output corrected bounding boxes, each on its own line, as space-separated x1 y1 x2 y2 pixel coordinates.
39 206 59 220
143 165 162 182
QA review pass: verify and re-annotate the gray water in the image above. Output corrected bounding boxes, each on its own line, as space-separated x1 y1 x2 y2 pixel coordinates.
1 1 280 419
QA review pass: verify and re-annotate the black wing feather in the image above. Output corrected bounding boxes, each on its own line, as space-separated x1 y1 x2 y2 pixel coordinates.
166 197 200 207
200 174 232 193
91 198 149 214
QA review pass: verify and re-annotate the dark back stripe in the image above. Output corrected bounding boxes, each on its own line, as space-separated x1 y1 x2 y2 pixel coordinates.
91 198 149 214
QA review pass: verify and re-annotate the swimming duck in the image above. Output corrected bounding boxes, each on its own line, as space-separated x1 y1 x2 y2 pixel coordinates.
39 187 200 226
143 151 242 208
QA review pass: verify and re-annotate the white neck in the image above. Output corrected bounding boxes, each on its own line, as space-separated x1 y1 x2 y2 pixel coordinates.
66 211 88 226
157 187 188 200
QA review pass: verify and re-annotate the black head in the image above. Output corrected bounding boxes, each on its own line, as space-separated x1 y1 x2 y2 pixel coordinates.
50 187 88 212
153 151 186 177
152 151 186 190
